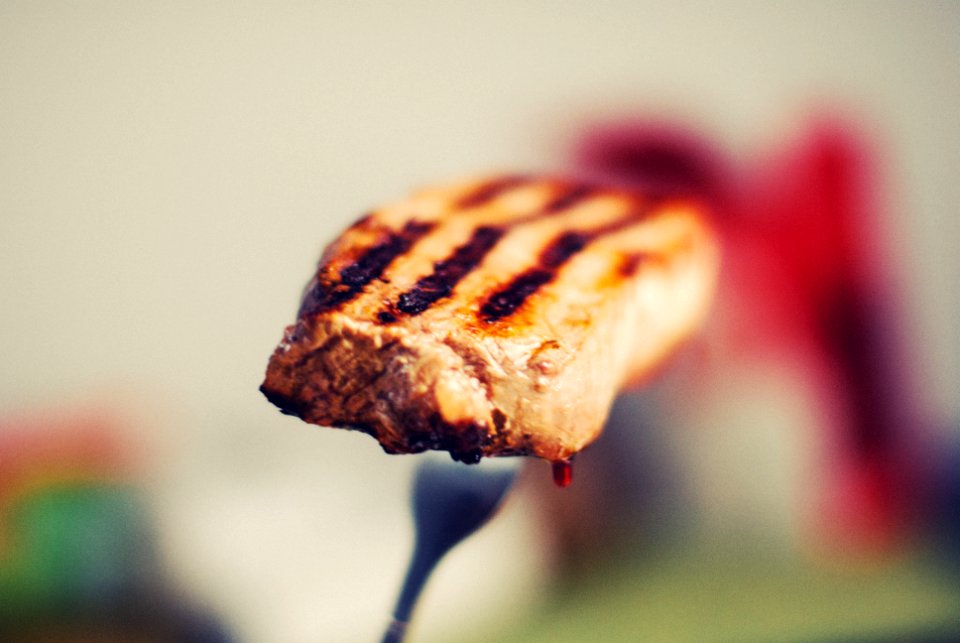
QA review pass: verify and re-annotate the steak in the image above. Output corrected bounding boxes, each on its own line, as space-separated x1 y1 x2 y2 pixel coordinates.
261 176 719 464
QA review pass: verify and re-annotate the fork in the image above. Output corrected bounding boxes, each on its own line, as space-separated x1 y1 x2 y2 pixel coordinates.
381 453 523 643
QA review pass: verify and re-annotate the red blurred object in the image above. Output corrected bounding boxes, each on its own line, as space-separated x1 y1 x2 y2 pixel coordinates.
738 122 917 549
0 410 135 507
575 116 922 551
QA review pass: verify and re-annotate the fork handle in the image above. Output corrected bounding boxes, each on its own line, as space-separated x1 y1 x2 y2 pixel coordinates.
381 618 409 643
381 544 436 643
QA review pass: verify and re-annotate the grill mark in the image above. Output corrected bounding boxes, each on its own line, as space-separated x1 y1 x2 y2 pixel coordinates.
457 178 596 217
540 185 595 214
540 230 591 268
592 252 653 292
374 185 608 322
618 252 646 278
368 183 656 323
299 219 434 317
479 269 555 322
350 212 375 230
456 175 529 209
479 209 651 322
386 226 505 317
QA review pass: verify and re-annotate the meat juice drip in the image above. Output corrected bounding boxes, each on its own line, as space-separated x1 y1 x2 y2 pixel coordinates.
552 460 573 488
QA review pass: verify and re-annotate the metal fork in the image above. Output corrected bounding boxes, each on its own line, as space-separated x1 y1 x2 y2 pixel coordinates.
381 453 523 643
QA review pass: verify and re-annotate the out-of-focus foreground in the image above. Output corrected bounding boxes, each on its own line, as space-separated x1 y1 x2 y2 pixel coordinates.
2 3 958 642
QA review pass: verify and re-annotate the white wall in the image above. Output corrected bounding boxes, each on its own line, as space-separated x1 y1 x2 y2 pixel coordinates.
1 3 957 641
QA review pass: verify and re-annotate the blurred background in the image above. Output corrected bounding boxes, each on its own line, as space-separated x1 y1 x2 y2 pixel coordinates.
1 2 958 641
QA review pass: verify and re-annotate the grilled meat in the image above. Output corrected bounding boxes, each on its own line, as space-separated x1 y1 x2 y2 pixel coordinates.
261 176 719 463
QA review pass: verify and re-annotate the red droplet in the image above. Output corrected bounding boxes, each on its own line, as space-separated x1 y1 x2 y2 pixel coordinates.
552 460 573 488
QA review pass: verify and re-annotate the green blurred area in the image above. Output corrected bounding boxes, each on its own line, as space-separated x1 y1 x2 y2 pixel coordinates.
474 541 960 643
0 484 151 623
0 483 232 642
